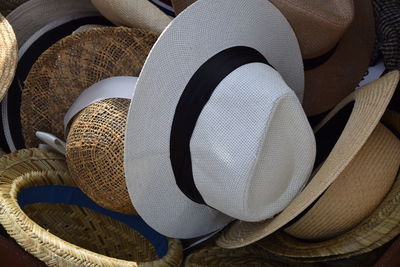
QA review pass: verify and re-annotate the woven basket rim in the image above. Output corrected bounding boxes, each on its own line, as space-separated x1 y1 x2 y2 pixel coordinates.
0 150 182 266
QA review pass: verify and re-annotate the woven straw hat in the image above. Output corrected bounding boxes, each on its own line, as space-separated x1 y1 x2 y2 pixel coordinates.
1 0 111 152
172 0 375 116
255 170 400 261
282 122 400 240
251 110 400 261
0 148 182 266
217 71 400 248
0 12 17 102
125 0 316 239
21 27 158 214
91 0 172 33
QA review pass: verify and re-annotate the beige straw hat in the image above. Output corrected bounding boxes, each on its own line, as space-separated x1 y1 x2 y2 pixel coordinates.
283 122 400 240
255 170 400 261
217 70 400 248
0 148 183 266
0 12 17 102
252 109 400 261
21 27 158 214
91 0 172 33
172 0 375 116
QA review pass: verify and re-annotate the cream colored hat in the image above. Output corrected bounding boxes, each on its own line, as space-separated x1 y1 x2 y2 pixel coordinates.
172 0 375 116
0 12 17 102
91 0 172 33
217 71 400 248
125 0 315 239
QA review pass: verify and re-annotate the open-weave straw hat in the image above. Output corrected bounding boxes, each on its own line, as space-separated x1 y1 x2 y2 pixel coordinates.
0 148 183 266
172 0 375 116
0 12 17 102
125 0 316 239
1 0 111 153
20 27 158 214
217 71 400 248
91 0 172 33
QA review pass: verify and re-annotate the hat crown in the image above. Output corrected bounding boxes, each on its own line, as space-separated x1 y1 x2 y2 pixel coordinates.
191 63 315 221
269 0 354 58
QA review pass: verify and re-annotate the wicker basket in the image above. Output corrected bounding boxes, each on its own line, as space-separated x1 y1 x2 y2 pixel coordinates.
0 149 183 266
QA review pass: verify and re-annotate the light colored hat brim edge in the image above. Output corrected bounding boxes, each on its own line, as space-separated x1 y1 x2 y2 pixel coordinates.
125 0 304 238
217 71 400 248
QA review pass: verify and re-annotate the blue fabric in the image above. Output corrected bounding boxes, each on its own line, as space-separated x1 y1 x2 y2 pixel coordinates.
18 185 168 258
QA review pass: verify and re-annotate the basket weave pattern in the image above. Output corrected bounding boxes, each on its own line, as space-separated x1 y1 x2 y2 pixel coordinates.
66 98 135 214
21 27 158 148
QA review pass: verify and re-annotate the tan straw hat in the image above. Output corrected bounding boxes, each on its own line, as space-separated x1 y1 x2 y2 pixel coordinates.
255 170 400 261
0 148 183 266
21 27 158 214
217 70 400 248
91 0 172 33
251 109 400 261
0 12 17 102
172 0 375 116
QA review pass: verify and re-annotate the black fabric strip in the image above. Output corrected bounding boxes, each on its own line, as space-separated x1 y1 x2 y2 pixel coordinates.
170 46 270 204
0 16 112 152
303 43 339 71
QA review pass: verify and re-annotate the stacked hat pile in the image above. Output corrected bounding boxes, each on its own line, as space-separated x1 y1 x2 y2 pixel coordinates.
0 0 399 266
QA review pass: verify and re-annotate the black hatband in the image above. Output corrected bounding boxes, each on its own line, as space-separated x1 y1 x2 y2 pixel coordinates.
170 46 270 204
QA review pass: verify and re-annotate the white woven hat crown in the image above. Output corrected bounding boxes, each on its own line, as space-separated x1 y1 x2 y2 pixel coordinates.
125 0 316 238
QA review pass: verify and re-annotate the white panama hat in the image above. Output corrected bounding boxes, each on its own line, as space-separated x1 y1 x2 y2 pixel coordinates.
125 0 316 238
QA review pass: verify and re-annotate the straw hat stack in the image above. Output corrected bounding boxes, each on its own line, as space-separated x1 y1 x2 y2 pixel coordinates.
0 0 399 266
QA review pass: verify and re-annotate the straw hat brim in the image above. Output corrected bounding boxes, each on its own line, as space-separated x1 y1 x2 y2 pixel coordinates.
0 149 183 266
20 26 158 148
91 0 172 33
125 0 304 239
217 71 400 248
171 0 375 116
0 12 17 102
254 171 400 260
6 0 98 48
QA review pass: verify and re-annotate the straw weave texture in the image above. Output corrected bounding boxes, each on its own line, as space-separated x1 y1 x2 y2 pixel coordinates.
66 98 135 214
0 150 183 266
0 12 17 101
21 26 158 148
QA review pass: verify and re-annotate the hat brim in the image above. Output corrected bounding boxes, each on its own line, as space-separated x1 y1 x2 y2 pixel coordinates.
217 71 400 248
254 170 400 260
171 0 376 116
6 0 98 48
303 0 375 115
125 0 304 238
0 13 17 102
